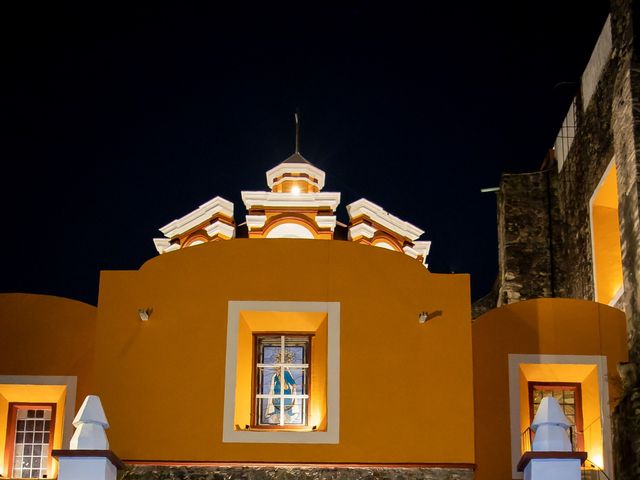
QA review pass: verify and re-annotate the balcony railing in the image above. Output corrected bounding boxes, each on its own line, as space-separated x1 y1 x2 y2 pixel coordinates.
521 419 609 480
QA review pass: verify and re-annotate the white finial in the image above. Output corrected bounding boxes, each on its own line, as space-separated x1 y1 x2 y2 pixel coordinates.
531 396 572 452
70 395 110 449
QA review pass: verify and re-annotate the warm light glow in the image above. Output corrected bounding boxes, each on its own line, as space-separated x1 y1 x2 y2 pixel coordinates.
590 454 604 469
291 185 301 195
591 162 623 305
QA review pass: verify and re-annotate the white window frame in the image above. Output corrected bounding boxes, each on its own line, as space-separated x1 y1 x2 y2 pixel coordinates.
223 301 340 444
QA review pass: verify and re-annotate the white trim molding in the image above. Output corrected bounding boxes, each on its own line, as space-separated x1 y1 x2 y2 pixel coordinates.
0 375 78 449
245 215 267 229
507 354 612 479
153 238 171 254
314 215 337 231
204 221 235 239
159 196 234 238
348 223 376 241
241 191 341 211
266 162 326 190
223 301 340 444
346 198 424 241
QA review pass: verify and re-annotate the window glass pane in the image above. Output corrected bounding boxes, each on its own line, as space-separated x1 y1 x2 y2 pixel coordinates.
255 335 309 427
12 407 53 479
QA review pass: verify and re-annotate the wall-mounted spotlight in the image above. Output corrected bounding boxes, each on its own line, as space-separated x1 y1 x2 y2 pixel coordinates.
418 310 443 324
138 308 153 321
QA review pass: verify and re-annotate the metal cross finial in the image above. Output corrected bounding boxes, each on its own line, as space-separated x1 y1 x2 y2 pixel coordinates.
294 111 300 153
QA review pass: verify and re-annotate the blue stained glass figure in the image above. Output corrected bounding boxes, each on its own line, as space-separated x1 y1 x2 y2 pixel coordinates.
272 369 296 411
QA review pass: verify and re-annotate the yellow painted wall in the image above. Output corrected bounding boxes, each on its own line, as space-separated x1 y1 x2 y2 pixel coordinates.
93 239 474 464
0 293 97 399
581 367 604 467
0 393 6 474
472 298 628 480
591 163 623 304
0 293 96 477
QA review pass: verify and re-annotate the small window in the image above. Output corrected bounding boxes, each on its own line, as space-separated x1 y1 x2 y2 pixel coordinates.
254 334 310 428
7 403 56 479
528 383 583 450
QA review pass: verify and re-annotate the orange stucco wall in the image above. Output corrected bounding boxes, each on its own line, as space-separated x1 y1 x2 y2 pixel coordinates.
472 298 628 480
0 293 97 401
93 239 475 464
0 293 97 477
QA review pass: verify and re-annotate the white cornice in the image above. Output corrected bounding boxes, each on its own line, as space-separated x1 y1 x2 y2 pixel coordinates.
153 238 171 254
314 215 337 231
347 198 424 241
348 223 377 240
159 196 234 239
241 191 340 211
413 240 431 257
164 243 181 253
266 162 326 190
245 215 267 229
205 221 236 239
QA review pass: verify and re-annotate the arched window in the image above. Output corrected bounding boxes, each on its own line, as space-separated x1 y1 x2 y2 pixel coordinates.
266 223 315 239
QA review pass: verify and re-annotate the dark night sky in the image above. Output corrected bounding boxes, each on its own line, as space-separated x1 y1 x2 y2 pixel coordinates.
0 2 610 305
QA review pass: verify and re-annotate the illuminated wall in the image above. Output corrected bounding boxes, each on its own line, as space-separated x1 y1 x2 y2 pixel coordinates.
93 239 474 464
0 293 96 478
472 298 627 480
590 162 624 305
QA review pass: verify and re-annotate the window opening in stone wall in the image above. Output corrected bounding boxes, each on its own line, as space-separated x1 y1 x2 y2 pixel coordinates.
590 161 624 306
254 334 310 427
7 404 55 479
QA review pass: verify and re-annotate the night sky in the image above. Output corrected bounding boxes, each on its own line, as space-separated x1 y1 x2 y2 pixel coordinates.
0 2 610 305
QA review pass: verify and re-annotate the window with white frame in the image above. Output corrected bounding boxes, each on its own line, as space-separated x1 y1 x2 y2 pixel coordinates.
255 335 310 427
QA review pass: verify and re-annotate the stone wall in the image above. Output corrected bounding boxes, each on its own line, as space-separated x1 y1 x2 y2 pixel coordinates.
472 1 640 476
495 171 553 306
120 465 475 480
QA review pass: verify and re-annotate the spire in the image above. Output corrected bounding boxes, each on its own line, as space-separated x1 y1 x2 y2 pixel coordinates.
294 110 301 154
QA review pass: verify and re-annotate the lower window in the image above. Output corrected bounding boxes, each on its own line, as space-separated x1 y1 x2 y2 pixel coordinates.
6 403 55 479
529 382 583 450
254 334 310 428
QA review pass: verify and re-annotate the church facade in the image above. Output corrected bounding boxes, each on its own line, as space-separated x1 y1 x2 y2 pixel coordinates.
1 1 639 479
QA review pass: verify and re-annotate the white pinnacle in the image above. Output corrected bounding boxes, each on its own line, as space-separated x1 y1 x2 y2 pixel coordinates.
531 396 573 452
70 395 110 450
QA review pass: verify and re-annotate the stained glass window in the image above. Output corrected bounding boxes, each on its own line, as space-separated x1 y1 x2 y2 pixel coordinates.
255 335 310 427
11 406 53 479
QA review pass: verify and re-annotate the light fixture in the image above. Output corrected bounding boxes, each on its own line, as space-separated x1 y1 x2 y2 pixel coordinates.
138 308 153 321
418 310 443 324
291 185 301 195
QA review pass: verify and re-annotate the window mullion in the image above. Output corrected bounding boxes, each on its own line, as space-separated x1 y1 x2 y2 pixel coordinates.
280 335 285 427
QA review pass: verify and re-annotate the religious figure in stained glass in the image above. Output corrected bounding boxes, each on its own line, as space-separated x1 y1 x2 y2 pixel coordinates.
255 335 309 427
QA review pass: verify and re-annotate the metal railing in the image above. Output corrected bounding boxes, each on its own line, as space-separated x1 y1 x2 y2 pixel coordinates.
521 420 609 480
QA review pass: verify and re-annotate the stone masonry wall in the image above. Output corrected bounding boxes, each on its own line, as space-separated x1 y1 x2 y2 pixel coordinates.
495 171 553 307
120 465 475 480
472 1 640 476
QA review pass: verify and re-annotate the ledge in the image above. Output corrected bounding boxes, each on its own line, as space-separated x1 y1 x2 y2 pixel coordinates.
53 449 126 470
517 451 588 472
